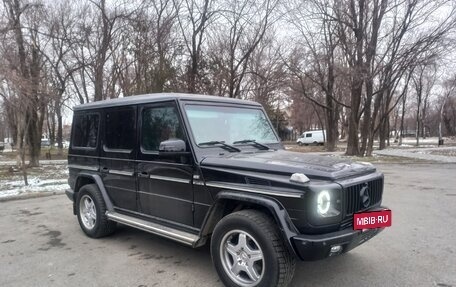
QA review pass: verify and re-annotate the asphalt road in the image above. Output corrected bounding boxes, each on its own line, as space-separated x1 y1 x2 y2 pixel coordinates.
1 163 456 287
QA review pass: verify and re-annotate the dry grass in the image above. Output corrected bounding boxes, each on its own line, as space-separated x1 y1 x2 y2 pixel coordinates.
0 164 68 181
0 148 68 161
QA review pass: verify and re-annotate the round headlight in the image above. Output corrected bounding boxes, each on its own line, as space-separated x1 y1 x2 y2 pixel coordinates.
317 190 331 215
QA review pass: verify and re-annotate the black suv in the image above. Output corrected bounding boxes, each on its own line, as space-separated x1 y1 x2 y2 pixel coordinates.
66 93 387 287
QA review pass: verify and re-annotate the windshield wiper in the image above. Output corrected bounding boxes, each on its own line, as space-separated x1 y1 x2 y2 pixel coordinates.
232 139 270 150
199 141 241 152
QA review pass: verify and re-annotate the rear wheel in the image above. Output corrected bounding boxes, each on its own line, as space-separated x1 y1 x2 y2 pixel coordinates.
211 210 295 287
76 184 116 238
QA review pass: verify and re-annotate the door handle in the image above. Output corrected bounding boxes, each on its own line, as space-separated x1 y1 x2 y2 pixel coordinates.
138 171 149 178
101 167 109 173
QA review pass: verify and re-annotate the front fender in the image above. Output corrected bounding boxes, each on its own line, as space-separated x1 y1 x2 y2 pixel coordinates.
198 190 299 257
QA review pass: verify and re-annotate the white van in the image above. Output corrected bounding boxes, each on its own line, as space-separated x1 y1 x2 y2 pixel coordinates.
297 130 326 145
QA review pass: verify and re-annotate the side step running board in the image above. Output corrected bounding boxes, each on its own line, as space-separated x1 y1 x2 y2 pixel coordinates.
106 211 199 247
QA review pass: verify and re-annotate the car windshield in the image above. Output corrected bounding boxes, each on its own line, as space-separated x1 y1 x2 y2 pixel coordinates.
184 104 279 146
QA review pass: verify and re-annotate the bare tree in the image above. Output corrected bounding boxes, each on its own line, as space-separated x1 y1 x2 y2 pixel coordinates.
412 62 437 145
174 0 215 93
440 74 456 139
330 0 456 155
115 0 179 96
41 1 79 154
285 0 351 151
2 0 50 167
213 0 278 99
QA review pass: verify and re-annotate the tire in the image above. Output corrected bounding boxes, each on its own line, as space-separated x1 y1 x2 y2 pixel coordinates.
211 210 296 287
76 184 116 238
297 142 303 146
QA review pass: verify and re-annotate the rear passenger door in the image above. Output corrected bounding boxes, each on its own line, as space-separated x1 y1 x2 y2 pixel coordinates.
136 101 194 226
100 106 138 212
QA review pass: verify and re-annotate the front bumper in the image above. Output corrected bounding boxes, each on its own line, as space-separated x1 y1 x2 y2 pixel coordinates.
292 226 384 261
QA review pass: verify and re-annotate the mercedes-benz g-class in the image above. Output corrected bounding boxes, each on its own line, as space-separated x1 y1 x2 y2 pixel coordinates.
66 93 388 287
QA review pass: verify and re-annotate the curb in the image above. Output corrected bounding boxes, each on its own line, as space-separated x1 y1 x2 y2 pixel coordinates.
0 190 65 202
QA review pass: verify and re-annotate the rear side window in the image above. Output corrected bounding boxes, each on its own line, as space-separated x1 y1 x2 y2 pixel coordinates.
306 133 312 138
104 108 136 151
72 113 99 148
141 106 184 152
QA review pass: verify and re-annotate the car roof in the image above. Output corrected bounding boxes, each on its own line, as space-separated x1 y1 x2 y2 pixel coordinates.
73 93 260 111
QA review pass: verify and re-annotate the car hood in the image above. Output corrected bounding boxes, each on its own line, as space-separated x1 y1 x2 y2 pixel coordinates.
200 150 376 181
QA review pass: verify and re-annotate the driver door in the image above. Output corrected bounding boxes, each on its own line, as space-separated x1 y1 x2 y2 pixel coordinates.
136 101 194 226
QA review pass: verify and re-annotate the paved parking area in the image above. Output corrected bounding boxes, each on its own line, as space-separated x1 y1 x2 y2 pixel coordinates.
1 163 456 287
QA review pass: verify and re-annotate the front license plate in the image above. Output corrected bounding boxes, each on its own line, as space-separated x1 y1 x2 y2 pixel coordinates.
353 209 392 230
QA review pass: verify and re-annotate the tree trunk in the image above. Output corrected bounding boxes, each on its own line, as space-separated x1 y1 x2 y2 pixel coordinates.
56 99 63 156
399 92 406 145
415 115 420 146
386 118 390 147
360 78 374 156
16 115 29 185
27 110 42 167
27 43 43 167
415 93 421 146
47 107 56 145
346 81 362 156
379 116 387 150
188 52 198 93
324 103 339 152
94 65 104 101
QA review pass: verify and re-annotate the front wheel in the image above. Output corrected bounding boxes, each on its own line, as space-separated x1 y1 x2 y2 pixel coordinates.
211 210 295 287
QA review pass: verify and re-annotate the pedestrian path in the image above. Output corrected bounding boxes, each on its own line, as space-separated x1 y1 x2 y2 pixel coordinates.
0 159 67 166
373 147 456 163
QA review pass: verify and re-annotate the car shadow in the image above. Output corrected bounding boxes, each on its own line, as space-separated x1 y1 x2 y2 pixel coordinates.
107 224 367 287
290 253 367 287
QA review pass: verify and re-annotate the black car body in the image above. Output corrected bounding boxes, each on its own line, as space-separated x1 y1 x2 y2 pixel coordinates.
66 93 387 286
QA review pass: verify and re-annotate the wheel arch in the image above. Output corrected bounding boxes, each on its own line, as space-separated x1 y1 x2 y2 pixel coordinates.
73 172 114 214
198 191 299 257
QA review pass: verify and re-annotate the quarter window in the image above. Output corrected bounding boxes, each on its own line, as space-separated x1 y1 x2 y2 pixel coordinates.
306 133 312 138
104 108 136 151
72 113 99 148
141 106 185 151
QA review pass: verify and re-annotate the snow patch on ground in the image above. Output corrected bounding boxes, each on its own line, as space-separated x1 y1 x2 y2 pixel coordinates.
0 177 69 198
0 161 69 199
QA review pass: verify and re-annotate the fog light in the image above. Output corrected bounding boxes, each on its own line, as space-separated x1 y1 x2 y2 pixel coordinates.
330 245 342 253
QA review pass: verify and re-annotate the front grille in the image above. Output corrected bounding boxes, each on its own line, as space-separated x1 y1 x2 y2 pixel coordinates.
345 177 383 216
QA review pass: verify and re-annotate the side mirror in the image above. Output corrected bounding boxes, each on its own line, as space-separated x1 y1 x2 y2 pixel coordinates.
158 139 191 156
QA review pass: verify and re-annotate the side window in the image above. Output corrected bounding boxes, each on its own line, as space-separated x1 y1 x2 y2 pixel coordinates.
104 108 136 151
306 133 312 138
72 113 99 148
141 106 184 152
